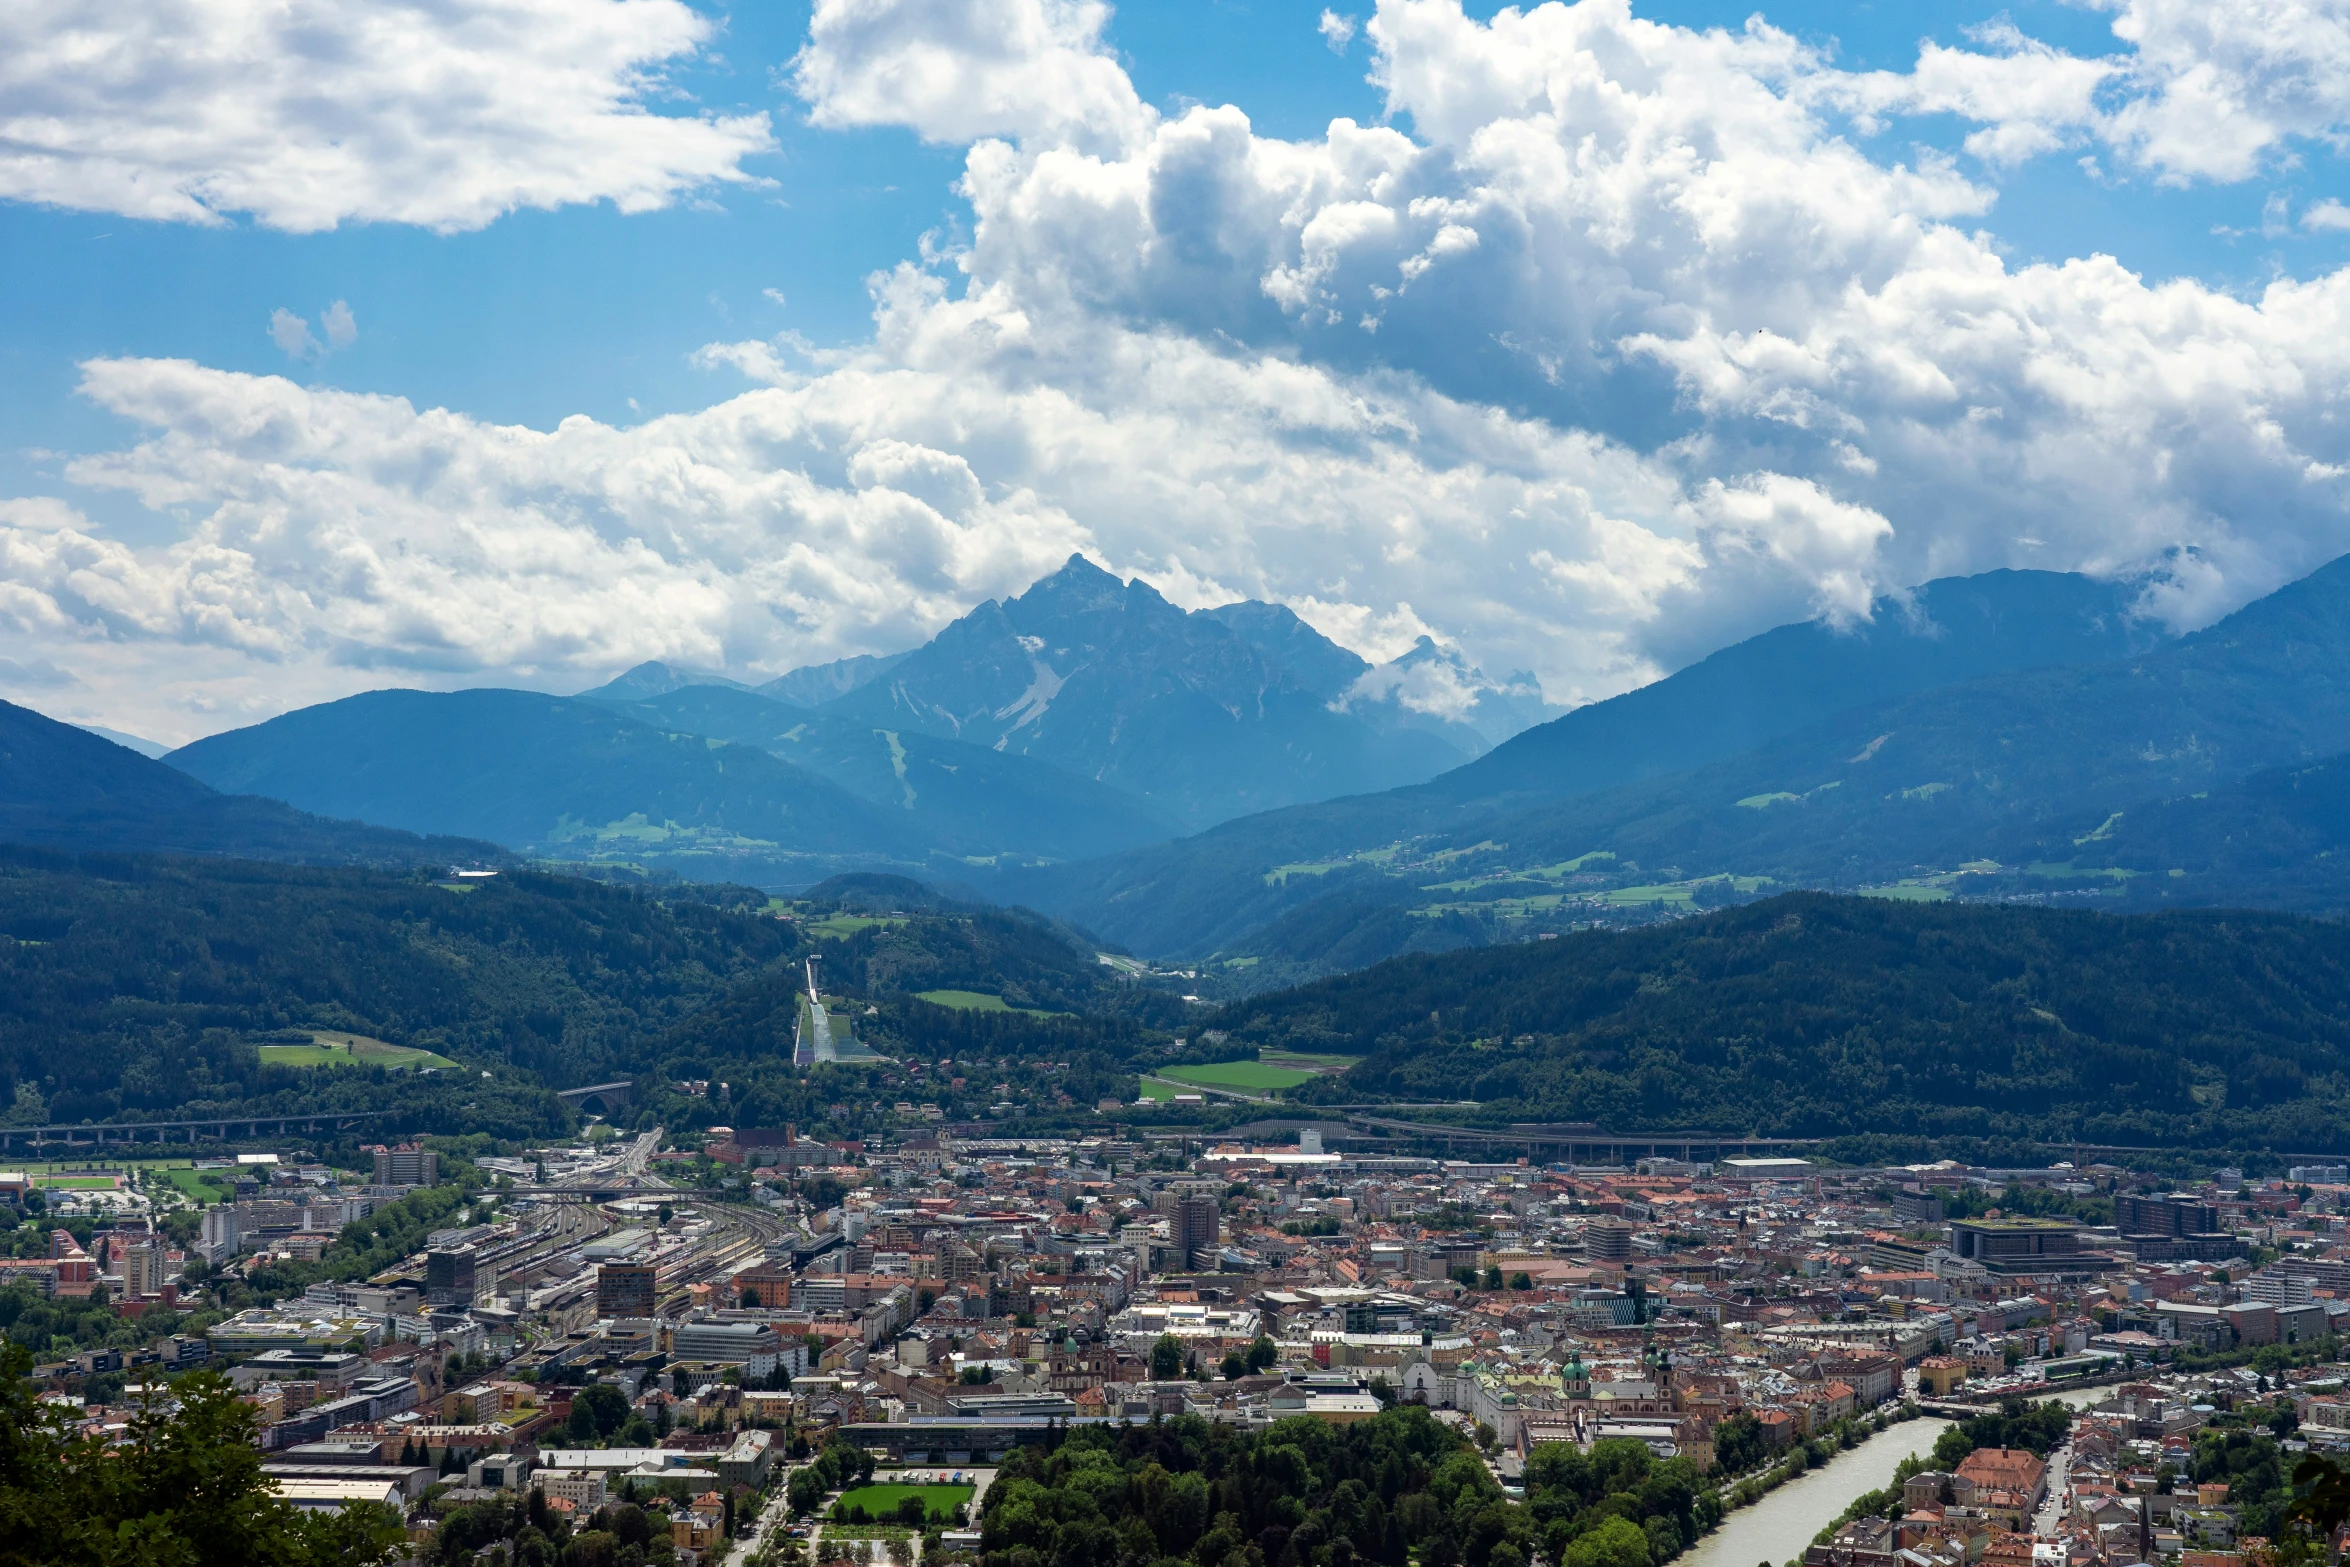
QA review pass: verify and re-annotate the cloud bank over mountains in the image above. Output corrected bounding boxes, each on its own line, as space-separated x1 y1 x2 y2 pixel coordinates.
5 0 2350 741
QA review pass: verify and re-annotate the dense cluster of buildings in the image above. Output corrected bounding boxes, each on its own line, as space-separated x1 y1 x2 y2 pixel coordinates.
1813 1358 2350 1567
25 1118 2350 1565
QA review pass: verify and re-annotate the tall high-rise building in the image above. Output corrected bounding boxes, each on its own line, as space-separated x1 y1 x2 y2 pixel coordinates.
373 1146 440 1187
120 1242 167 1299
425 1246 477 1306
1173 1195 1220 1270
199 1207 243 1259
598 1261 658 1320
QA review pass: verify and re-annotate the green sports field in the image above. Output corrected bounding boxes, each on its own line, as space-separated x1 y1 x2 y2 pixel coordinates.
831 1483 972 1523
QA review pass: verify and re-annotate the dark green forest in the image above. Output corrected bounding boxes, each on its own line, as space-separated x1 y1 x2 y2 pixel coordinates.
36 841 2350 1157
979 1407 1716 1567
0 1343 403 1567
0 850 790 1127
0 850 1181 1138
1228 893 2350 1149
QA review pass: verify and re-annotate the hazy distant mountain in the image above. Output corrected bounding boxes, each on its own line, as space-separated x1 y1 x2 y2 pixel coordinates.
1193 600 1371 701
1337 637 1565 751
169 688 925 881
1478 550 2350 890
1427 568 2156 805
1199 606 1560 755
578 661 754 701
0 698 492 865
759 651 913 709
822 555 1519 829
76 723 171 759
594 684 1181 860
992 565 2180 962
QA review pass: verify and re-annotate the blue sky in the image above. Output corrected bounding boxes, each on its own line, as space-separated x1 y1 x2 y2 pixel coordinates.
3 0 2349 742
6 0 2339 466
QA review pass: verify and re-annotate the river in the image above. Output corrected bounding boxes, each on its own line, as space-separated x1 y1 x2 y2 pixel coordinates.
1682 1419 1955 1567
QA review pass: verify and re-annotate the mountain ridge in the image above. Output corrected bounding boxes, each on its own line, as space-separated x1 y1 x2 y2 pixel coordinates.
167 687 929 882
819 555 1542 830
985 565 2176 960
591 684 1182 861
0 697 499 867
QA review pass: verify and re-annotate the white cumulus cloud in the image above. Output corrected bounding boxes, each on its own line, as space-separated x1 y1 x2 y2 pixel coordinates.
792 0 1152 153
12 0 2350 742
2098 0 2350 183
0 0 774 232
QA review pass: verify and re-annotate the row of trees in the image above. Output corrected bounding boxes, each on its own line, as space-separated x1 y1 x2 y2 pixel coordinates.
789 1437 879 1515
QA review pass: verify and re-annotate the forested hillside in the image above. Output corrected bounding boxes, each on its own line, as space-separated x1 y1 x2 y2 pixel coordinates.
31 842 2350 1159
1226 893 2350 1149
0 851 1176 1140
644 881 1185 1136
0 851 794 1131
596 684 1181 860
0 697 496 868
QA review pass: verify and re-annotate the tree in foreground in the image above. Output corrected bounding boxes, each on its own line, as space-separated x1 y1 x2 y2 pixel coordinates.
0 1342 404 1567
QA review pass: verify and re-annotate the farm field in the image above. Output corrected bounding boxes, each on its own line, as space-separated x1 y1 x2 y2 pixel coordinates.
257 1031 459 1072
832 1483 972 1523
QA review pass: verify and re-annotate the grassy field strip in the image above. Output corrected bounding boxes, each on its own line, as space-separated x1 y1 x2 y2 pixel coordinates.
913 989 1056 1016
1161 1061 1317 1091
805 914 907 939
257 1030 459 1072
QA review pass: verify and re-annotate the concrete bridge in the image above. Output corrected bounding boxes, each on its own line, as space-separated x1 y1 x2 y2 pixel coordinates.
555 1081 635 1116
0 1110 395 1150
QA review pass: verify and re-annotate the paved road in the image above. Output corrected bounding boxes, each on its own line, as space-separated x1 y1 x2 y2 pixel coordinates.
721 1461 803 1567
2033 1442 2071 1535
